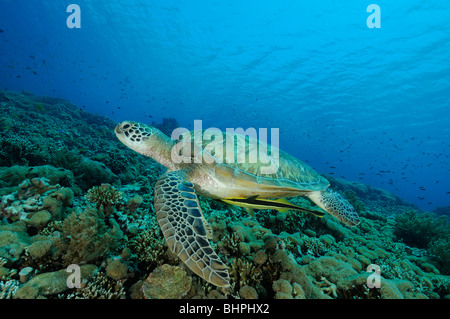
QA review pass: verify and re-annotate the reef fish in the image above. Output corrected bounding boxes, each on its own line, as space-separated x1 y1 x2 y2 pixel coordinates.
221 195 325 218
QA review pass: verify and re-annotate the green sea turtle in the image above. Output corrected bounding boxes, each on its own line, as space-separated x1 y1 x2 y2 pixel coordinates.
115 121 360 287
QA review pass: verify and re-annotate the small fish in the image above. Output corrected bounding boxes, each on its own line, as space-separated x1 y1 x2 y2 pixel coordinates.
0 29 4 33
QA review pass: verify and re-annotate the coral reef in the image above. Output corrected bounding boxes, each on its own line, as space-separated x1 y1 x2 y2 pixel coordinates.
141 264 192 299
64 271 126 299
0 90 449 300
14 264 98 299
52 206 123 266
85 183 123 215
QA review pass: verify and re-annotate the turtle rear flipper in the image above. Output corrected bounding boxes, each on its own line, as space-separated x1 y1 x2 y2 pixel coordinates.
308 189 360 226
154 170 230 287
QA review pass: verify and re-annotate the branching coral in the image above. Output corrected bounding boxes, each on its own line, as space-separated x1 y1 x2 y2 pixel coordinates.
315 276 338 298
128 227 168 270
229 257 263 291
301 236 330 257
64 271 126 299
221 233 243 257
85 183 123 215
0 279 19 299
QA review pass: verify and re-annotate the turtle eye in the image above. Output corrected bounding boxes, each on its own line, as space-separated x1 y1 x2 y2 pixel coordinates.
122 123 131 130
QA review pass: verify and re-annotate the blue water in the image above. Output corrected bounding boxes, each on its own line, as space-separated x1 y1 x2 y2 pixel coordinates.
0 0 449 211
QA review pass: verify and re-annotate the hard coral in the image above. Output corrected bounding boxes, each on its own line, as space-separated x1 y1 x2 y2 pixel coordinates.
239 285 258 299
54 206 123 265
106 258 129 281
270 250 313 298
86 183 123 215
0 279 19 299
129 227 168 270
141 264 192 299
65 271 125 299
229 257 263 291
15 264 97 299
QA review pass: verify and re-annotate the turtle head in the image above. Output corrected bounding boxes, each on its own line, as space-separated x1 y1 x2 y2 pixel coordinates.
115 121 155 147
115 121 176 169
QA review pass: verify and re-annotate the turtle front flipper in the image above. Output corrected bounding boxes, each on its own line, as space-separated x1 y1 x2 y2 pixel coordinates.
308 189 360 226
154 170 230 287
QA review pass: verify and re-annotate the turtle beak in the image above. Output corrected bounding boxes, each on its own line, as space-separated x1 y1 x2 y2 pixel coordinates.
115 123 128 145
115 124 122 135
